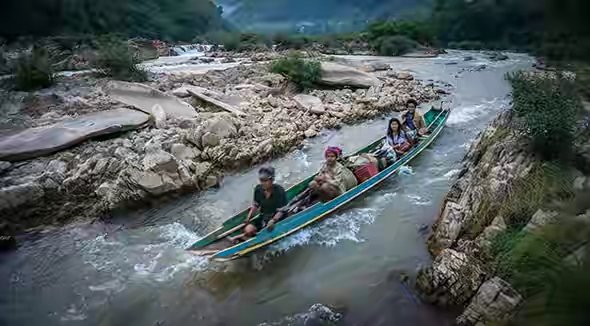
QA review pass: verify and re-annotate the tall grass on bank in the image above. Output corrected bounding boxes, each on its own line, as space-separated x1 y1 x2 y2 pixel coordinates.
507 71 582 160
14 46 55 91
94 36 147 82
465 162 573 238
491 218 590 326
270 52 321 91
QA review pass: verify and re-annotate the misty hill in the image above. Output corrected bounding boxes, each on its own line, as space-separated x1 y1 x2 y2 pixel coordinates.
216 0 432 33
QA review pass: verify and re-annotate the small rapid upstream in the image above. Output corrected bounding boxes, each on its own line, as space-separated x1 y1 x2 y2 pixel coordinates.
0 51 533 326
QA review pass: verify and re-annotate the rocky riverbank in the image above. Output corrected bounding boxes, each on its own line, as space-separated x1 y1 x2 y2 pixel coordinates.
415 106 590 325
0 55 444 234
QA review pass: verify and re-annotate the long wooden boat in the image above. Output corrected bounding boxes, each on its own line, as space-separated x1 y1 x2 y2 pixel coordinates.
187 107 450 261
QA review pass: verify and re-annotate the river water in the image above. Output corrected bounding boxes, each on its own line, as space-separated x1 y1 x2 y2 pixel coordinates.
0 51 532 326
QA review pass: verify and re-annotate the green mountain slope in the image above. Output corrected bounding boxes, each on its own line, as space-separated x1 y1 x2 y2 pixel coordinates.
217 0 432 33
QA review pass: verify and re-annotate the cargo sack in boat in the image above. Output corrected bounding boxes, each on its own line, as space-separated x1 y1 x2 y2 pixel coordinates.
354 162 379 183
341 166 358 191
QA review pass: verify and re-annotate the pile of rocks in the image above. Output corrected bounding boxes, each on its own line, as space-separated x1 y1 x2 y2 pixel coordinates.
0 60 441 233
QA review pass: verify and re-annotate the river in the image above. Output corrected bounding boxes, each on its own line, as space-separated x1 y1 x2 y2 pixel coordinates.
0 51 533 326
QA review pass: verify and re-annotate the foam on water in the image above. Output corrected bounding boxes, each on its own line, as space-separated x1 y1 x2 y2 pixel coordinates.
267 207 378 256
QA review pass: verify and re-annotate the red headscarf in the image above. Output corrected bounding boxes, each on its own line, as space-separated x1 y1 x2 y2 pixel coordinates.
325 146 343 158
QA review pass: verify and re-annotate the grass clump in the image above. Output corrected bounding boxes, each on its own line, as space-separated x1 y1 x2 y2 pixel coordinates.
508 71 582 160
270 52 321 91
465 162 573 238
490 218 590 325
14 46 55 91
94 36 147 82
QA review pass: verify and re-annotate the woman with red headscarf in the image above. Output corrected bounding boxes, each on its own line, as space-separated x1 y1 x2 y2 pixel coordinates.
308 146 357 202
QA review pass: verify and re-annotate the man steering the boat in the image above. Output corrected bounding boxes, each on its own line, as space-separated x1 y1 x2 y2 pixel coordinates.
232 166 288 242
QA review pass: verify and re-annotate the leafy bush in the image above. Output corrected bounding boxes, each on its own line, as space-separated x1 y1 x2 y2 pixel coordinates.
508 71 582 160
366 20 434 45
273 34 311 50
376 35 418 56
94 36 147 82
447 40 485 50
270 52 321 91
14 46 55 91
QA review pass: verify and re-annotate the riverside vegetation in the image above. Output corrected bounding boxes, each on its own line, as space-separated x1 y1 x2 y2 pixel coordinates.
416 67 590 325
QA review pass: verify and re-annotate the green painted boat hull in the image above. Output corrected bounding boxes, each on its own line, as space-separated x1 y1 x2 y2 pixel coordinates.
187 108 450 260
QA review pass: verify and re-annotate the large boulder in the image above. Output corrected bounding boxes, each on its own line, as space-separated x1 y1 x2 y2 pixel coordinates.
524 209 559 232
105 81 198 119
318 62 381 89
427 201 465 255
293 94 326 115
0 108 150 162
457 277 522 326
0 182 45 211
202 115 238 140
416 249 487 307
128 39 159 61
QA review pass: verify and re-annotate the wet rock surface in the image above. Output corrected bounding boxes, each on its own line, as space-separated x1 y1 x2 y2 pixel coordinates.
416 110 532 324
456 277 522 326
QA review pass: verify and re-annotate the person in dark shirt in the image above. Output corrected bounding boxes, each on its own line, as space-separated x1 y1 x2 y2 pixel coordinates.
232 166 288 242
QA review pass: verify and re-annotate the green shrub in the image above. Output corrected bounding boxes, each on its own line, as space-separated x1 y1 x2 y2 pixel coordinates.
449 40 485 50
270 52 321 91
94 36 147 82
491 221 590 325
14 46 55 91
376 35 418 56
508 71 582 160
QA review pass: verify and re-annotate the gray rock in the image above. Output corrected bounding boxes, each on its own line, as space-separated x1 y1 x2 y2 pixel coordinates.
201 132 220 147
293 94 326 115
205 175 220 189
0 108 150 162
0 182 45 211
395 72 414 80
127 169 180 196
457 277 522 326
0 161 11 174
105 81 198 119
170 143 198 161
573 176 587 191
304 128 318 138
151 104 168 129
318 62 381 89
428 201 465 254
363 62 390 72
143 149 178 174
203 116 238 139
524 209 559 232
184 127 204 150
416 249 487 307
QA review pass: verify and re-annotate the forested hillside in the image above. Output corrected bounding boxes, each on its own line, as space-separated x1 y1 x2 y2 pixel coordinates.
0 0 226 41
216 0 432 33
432 0 590 59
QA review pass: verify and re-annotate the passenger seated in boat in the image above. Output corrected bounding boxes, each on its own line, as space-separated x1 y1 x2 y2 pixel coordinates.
401 99 428 141
376 118 411 168
309 146 357 202
232 167 288 242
